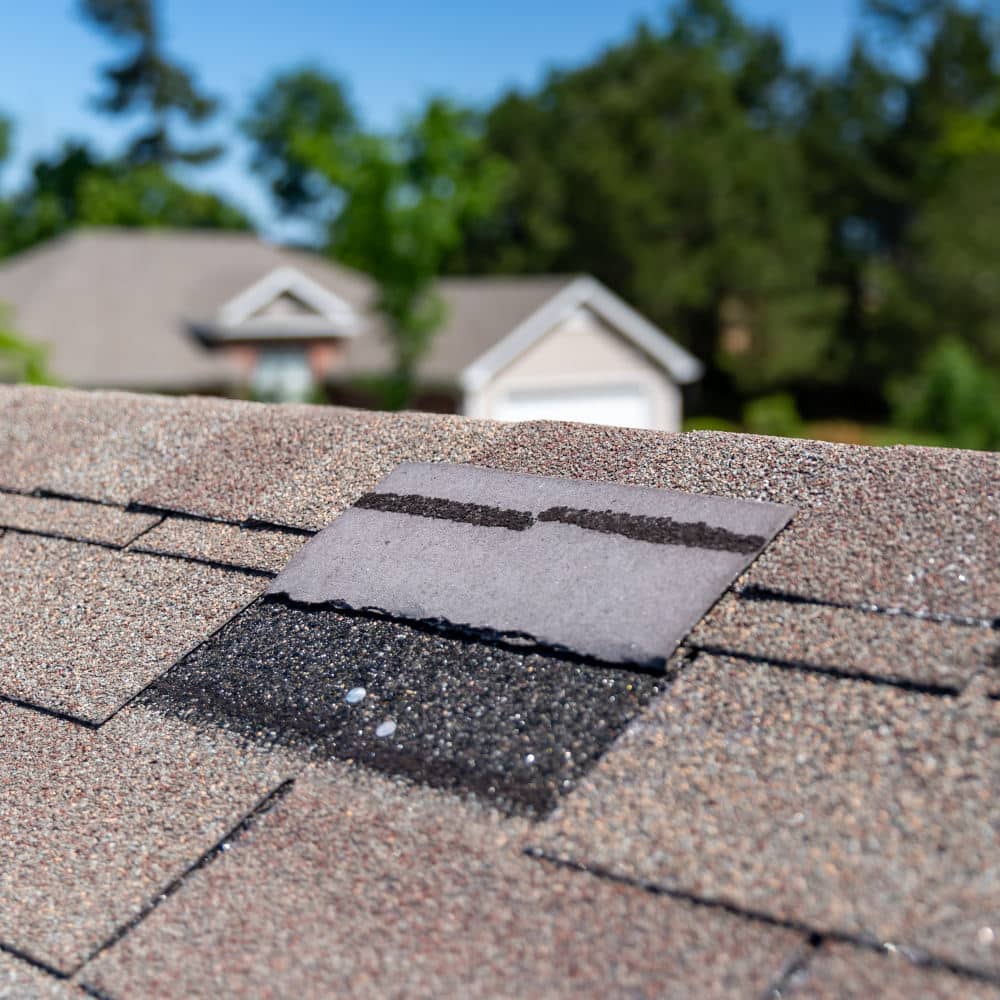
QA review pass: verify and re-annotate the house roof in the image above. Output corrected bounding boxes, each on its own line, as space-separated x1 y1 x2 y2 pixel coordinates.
0 385 998 998
0 229 373 389
341 273 704 385
0 231 700 392
340 273 579 380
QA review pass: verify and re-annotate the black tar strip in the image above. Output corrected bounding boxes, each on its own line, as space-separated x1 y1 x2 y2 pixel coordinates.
537 506 767 555
355 492 767 555
355 491 534 531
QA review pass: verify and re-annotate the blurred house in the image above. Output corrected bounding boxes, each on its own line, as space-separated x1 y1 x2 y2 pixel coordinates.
0 228 702 430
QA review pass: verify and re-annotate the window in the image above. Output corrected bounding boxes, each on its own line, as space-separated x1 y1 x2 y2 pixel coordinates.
251 348 314 402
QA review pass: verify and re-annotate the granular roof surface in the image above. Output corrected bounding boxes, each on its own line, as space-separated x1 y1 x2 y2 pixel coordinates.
1 385 998 999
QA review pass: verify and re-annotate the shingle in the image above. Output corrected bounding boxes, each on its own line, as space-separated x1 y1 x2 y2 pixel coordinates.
131 518 306 574
82 761 802 1000
689 594 997 691
139 600 666 816
0 492 159 547
0 386 248 503
785 943 1000 999
534 654 1000 978
0 702 296 974
470 423 1000 620
136 404 506 529
270 461 792 665
0 533 265 723
0 952 83 999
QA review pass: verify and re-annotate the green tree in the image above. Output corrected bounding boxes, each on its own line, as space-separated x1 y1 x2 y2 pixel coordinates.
798 1 1000 409
77 162 250 229
450 0 839 408
244 78 509 408
242 67 356 217
0 141 249 259
0 113 10 168
889 337 1000 450
0 307 51 384
80 0 222 165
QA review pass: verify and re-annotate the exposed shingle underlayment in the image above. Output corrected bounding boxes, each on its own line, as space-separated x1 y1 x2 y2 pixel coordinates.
0 702 296 973
130 517 306 574
268 461 792 665
0 491 159 547
83 762 803 1000
535 654 1000 978
141 600 666 815
0 532 264 722
0 386 997 997
786 943 1000 999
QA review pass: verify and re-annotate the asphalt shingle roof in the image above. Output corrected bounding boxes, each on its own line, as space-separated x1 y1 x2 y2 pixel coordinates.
0 384 997 998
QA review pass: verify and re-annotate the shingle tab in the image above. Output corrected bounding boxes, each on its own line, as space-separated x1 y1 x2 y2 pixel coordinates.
0 702 296 973
83 761 803 1000
0 952 83 999
689 593 997 690
470 423 1000 620
0 533 265 723
0 492 159 547
0 387 247 503
130 518 306 573
268 462 793 665
135 404 506 529
535 654 1000 977
139 600 666 815
786 943 1000 999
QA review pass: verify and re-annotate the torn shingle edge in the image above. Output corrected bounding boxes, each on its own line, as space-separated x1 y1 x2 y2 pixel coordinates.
355 492 767 554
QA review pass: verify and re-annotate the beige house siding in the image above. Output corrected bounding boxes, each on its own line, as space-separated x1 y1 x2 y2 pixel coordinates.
465 306 683 431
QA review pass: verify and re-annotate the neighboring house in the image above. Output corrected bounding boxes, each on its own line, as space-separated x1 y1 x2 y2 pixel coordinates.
0 228 702 429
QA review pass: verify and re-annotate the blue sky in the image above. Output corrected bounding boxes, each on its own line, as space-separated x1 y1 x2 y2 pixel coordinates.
0 0 860 235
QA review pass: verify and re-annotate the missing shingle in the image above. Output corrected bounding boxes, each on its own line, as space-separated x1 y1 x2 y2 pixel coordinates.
140 601 666 817
355 490 534 531
269 462 794 666
537 505 766 553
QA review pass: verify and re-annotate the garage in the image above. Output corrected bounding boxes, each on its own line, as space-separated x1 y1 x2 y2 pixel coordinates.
491 383 655 430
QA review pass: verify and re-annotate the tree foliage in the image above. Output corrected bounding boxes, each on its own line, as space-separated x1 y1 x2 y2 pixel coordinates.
0 141 249 259
0 307 52 385
242 67 356 216
80 0 221 165
243 82 509 407
448 0 841 405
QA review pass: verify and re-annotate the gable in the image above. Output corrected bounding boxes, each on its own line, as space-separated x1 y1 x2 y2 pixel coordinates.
250 291 320 320
460 277 703 393
217 265 361 336
493 305 661 382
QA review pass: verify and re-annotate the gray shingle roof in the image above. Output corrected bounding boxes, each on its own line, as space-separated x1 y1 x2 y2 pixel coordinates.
0 229 373 389
0 229 593 390
340 274 578 381
0 384 998 998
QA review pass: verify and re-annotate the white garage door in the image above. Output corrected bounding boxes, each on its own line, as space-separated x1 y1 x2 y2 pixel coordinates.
491 384 654 429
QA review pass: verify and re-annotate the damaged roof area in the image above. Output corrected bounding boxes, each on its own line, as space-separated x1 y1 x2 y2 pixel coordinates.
0 384 998 999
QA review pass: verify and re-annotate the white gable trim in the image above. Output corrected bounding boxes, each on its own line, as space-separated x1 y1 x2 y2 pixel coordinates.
459 276 703 393
218 266 361 334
